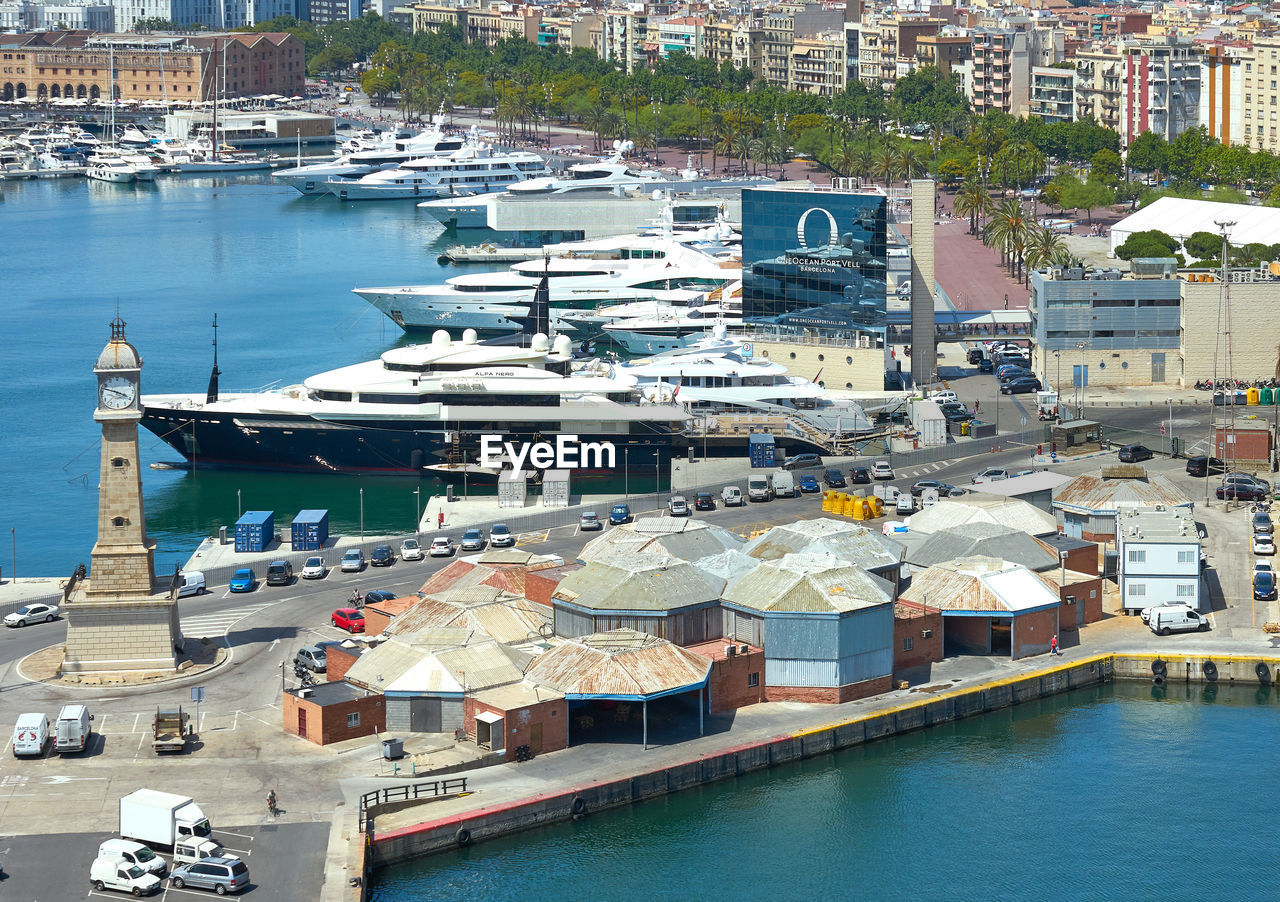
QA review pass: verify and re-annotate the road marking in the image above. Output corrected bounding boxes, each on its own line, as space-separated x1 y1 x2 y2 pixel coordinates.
181 603 274 639
213 828 255 840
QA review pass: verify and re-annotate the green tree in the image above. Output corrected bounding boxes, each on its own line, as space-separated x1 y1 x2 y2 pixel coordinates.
1114 229 1178 261
1089 148 1123 187
1024 225 1069 275
361 66 399 110
954 178 991 235
984 197 1032 282
1055 173 1114 225
936 158 965 187
133 16 176 30
1184 230 1223 261
1125 131 1168 178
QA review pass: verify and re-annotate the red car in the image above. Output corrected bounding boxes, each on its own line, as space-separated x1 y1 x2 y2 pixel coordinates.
331 607 365 633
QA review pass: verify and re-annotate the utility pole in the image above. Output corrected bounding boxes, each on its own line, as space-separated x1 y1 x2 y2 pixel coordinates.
1210 220 1236 507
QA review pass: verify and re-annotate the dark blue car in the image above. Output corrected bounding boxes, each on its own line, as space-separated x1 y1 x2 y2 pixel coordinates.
609 503 632 524
799 474 820 493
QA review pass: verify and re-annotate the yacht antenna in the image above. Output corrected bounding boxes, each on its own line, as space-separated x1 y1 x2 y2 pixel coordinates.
206 313 221 403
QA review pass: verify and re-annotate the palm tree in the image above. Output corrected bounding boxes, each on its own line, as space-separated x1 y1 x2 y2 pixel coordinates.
1023 225 1068 280
874 145 901 188
953 178 989 235
984 198 1032 283
583 103 608 152
833 144 857 178
732 133 754 175
898 146 926 184
756 132 784 178
824 116 842 170
854 147 876 182
714 130 736 174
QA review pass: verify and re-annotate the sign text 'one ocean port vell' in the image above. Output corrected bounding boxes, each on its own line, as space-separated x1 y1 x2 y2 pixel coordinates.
479 435 616 472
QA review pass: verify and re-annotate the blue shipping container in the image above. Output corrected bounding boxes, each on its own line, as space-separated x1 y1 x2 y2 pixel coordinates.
291 509 330 551
748 434 776 469
235 510 274 554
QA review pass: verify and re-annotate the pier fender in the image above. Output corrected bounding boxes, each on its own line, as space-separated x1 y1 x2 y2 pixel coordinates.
455 827 472 846
571 797 588 819
1202 660 1218 682
1256 662 1272 684
1151 659 1167 678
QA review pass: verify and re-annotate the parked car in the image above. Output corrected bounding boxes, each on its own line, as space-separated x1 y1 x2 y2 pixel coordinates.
169 857 250 895
1147 604 1209 636
4 602 59 628
459 529 486 551
429 537 454 557
978 358 994 374
1218 475 1269 501
579 512 603 531
90 856 162 897
695 492 715 511
1001 376 1041 394
1255 568 1277 601
781 453 823 470
265 560 293 586
1254 533 1276 555
363 589 398 606
721 486 745 506
370 543 396 566
331 608 365 633
824 468 847 488
609 504 633 524
340 549 364 572
973 467 1009 484
1185 456 1227 477
300 556 326 579
98 839 167 878
1253 511 1274 535
1117 443 1154 463
400 538 424 561
294 645 327 673
967 348 985 365
849 466 872 484
996 364 1032 380
911 480 956 497
870 461 894 480
930 390 958 404
799 474 820 493
668 495 690 516
489 524 515 547
228 568 256 593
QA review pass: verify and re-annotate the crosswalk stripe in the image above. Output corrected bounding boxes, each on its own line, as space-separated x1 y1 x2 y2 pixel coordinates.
181 604 273 637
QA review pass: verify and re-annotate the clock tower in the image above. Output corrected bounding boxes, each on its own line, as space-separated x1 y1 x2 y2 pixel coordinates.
64 317 182 673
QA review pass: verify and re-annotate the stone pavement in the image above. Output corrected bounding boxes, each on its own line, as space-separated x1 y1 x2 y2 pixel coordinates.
0 576 65 606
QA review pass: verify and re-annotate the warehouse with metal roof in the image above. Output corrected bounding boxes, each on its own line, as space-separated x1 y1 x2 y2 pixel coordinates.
898 557 1061 659
721 553 896 702
577 516 743 565
1052 468 1194 540
905 493 1058 537
900 523 1059 573
742 519 905 586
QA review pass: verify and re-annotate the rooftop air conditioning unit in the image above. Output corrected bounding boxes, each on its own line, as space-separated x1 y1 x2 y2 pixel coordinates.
739 644 749 654
725 644 737 657
921 629 933 638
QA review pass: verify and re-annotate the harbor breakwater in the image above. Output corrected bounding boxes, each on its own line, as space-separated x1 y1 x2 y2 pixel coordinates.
360 649 1280 887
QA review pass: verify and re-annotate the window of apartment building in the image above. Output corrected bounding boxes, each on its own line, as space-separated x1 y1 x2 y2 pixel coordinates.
1128 550 1146 563
1177 550 1195 563
1247 95 1252 103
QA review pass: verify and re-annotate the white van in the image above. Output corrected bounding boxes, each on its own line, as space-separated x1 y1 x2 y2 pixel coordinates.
89 855 162 896
721 486 744 507
98 838 167 877
12 712 49 757
747 474 772 502
55 704 92 753
1148 604 1210 636
176 571 205 597
770 470 796 498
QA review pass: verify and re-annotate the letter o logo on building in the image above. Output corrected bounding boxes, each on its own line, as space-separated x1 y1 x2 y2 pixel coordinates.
796 207 840 249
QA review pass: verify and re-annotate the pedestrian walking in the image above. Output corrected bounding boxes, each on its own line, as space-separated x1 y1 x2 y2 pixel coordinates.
266 789 278 817
1050 635 1060 656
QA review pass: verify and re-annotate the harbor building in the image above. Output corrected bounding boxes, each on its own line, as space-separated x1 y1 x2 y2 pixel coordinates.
164 109 335 147
1115 507 1204 615
1052 468 1194 542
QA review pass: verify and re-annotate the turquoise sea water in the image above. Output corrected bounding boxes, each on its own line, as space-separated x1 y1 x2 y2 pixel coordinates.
1 174 460 577
372 683 1280 901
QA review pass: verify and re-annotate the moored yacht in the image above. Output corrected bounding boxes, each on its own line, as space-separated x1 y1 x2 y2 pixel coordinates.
86 155 138 183
273 124 469 195
321 141 549 201
140 329 691 476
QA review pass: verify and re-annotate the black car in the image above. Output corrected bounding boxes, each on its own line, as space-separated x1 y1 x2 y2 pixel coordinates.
1117 444 1154 463
911 480 956 498
266 560 293 586
849 467 871 484
967 348 985 365
996 367 1034 383
782 453 823 470
1001 376 1040 394
370 544 395 566
364 589 398 606
1185 456 1227 477
824 468 847 488
694 492 716 511
978 359 994 374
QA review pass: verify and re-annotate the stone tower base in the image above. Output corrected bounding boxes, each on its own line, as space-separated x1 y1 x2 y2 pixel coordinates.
63 588 182 673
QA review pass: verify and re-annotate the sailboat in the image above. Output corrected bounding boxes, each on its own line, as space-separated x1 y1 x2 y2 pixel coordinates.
86 46 140 184
178 38 271 173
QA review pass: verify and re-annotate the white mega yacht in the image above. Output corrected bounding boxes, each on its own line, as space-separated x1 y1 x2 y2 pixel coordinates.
139 329 691 477
320 140 549 201
273 124 469 195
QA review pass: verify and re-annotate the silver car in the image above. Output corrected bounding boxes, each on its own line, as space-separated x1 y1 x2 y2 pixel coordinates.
169 857 249 894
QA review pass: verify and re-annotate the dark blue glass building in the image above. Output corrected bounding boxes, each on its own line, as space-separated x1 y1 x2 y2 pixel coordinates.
741 188 888 343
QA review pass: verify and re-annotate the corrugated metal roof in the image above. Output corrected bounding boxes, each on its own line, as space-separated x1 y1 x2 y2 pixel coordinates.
525 628 711 698
472 680 564 710
418 560 479 595
552 556 723 612
697 549 759 583
906 494 1057 536
578 518 743 565
723 553 893 614
743 518 904 570
435 642 527 692
388 586 552 646
971 471 1074 496
907 524 1058 571
349 635 527 695
899 557 1060 614
1053 473 1194 515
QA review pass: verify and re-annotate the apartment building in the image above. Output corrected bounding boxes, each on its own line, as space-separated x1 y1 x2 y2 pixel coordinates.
1030 65 1074 124
1074 42 1123 133
853 21 880 86
1118 36 1200 144
1058 6 1152 41
788 30 844 96
0 1 113 29
657 15 702 58
878 16 941 86
971 29 1031 116
602 6 659 74
915 32 971 80
1241 39 1280 154
1200 43 1246 146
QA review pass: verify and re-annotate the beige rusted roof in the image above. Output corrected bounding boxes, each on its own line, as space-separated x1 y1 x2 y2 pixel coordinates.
1053 472 1194 515
347 635 526 695
577 516 742 565
723 552 893 614
552 555 724 612
899 557 1061 614
906 493 1057 536
526 629 711 699
388 586 551 646
472 680 564 711
743 518 904 570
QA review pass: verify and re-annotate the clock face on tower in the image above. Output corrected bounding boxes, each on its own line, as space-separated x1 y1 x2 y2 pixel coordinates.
100 375 138 410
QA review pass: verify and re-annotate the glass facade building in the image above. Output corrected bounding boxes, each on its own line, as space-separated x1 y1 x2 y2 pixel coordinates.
741 188 888 344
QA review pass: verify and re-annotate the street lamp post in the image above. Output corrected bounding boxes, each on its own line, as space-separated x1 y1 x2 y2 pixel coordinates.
359 487 364 541
1076 342 1087 413
1166 398 1173 458
413 487 421 537
237 489 241 519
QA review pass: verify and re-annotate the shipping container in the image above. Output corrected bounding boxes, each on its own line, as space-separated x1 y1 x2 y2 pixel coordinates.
748 434 776 468
290 509 329 551
910 400 947 447
542 470 570 508
498 470 528 509
235 510 274 554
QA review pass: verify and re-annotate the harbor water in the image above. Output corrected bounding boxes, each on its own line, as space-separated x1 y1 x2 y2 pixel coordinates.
371 682 1280 901
0 174 469 577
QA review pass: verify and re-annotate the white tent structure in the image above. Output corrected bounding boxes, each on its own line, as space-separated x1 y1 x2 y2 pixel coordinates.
1110 197 1280 257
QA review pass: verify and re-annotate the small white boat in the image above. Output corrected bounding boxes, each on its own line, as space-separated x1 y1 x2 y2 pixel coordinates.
86 156 138 183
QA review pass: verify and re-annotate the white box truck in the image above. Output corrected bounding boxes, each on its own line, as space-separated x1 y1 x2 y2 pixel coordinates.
120 789 213 850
